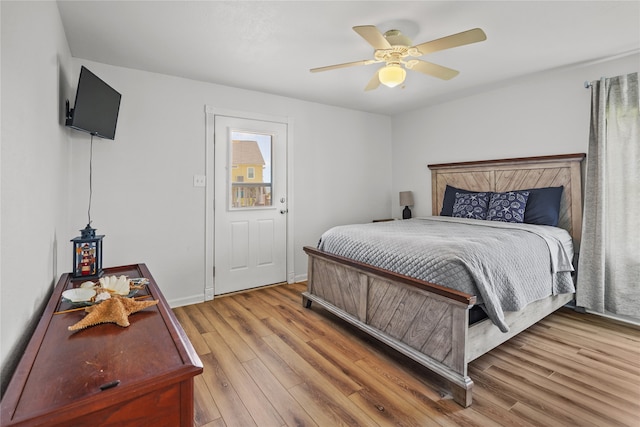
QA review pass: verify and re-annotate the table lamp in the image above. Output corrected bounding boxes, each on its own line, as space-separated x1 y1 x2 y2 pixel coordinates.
399 191 414 219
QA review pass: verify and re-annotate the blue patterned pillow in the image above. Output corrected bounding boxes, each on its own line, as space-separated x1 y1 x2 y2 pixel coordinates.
487 191 530 223
452 192 491 220
440 185 488 216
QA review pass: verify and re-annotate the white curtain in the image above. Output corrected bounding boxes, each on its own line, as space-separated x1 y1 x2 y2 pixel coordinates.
577 72 639 320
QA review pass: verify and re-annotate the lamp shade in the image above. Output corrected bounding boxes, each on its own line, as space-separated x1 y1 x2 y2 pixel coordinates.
379 64 406 88
399 191 414 206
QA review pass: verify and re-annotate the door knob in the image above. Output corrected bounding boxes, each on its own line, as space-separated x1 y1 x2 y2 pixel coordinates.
280 209 288 214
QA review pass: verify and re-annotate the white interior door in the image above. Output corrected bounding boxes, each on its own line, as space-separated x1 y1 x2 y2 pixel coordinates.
214 116 288 295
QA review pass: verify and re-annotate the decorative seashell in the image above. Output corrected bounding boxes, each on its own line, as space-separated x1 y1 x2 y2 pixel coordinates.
80 281 96 289
99 275 118 290
98 276 109 289
95 292 111 303
62 288 96 302
99 275 130 295
113 275 130 295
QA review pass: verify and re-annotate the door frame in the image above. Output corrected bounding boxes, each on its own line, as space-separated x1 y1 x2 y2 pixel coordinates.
204 106 295 300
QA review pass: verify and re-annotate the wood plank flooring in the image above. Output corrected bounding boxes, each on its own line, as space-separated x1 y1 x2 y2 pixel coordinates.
173 283 640 427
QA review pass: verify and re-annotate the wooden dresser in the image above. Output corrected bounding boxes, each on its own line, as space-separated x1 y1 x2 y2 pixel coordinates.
1 264 203 426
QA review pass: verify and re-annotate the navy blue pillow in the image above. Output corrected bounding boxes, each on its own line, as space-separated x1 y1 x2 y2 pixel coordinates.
441 185 490 216
524 186 564 226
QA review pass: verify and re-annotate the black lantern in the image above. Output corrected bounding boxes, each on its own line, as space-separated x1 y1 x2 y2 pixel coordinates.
71 224 104 279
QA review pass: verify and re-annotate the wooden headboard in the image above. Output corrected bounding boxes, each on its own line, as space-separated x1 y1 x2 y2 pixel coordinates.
427 153 586 251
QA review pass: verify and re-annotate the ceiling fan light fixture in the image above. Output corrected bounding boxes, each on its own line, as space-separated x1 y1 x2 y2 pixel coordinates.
311 25 487 91
379 64 406 88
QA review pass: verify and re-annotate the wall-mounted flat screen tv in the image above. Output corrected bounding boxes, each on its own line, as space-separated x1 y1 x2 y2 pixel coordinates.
66 66 121 140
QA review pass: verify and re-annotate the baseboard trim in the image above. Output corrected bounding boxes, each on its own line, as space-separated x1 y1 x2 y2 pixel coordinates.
167 294 205 308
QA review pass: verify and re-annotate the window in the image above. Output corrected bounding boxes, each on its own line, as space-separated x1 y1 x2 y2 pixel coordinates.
230 132 272 208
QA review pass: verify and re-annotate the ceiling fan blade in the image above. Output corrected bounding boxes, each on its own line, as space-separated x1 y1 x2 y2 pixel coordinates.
364 70 381 91
353 25 391 50
310 59 377 73
406 60 459 80
413 28 486 55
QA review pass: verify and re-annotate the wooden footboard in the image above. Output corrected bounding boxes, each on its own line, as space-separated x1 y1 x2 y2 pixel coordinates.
303 245 575 407
303 245 477 407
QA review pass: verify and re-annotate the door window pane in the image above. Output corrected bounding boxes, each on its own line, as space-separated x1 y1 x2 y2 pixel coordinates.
230 132 272 208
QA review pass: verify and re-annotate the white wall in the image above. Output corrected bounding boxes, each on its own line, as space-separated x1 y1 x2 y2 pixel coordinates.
67 60 392 306
391 53 640 218
1 1 73 388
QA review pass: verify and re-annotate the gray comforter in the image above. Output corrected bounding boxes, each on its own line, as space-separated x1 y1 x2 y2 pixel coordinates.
317 217 575 332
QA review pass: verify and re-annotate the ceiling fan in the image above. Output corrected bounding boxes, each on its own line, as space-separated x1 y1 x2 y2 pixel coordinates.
310 25 487 91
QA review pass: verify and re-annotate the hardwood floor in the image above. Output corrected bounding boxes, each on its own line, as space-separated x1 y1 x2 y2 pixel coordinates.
173 283 640 427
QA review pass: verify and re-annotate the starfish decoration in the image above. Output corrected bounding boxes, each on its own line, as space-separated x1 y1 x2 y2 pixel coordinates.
68 295 159 331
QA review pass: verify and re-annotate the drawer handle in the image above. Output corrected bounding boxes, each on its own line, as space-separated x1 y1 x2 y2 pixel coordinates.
99 380 120 391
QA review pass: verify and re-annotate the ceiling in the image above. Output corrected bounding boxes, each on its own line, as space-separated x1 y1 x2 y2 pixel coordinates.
56 1 640 116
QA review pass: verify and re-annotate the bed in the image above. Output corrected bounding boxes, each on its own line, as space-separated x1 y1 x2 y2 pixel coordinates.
302 153 585 407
